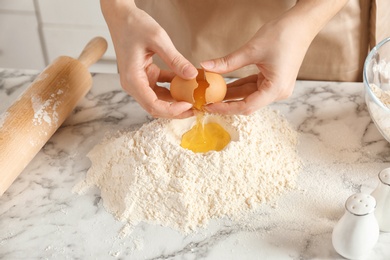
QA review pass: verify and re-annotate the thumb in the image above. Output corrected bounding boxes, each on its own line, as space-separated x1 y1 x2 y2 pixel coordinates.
155 38 198 79
200 47 252 74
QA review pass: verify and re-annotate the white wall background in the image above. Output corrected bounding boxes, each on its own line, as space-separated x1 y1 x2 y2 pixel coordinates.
0 0 117 73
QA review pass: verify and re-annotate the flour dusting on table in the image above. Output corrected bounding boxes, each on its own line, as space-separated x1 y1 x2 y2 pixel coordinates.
75 108 302 235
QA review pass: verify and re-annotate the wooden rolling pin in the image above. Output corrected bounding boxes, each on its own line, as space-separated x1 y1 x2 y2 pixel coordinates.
0 36 108 196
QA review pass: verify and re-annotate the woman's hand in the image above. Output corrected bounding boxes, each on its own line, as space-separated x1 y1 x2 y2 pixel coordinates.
101 0 198 118
201 19 309 115
201 0 348 115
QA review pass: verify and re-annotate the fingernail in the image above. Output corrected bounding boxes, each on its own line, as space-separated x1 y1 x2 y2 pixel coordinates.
182 64 198 78
200 60 215 70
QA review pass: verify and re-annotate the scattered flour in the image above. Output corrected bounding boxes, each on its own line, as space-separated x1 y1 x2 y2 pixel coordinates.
75 107 302 235
31 91 62 127
0 112 9 128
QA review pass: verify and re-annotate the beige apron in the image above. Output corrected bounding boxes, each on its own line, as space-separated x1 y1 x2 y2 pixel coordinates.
135 0 390 82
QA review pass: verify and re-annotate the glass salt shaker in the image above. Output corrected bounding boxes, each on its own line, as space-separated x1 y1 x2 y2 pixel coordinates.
371 168 390 232
332 193 379 259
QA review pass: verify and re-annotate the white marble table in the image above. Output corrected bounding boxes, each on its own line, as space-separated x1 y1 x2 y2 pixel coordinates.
1 68 390 260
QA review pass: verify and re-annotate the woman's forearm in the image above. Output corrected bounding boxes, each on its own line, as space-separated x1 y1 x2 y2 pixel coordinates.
279 0 349 45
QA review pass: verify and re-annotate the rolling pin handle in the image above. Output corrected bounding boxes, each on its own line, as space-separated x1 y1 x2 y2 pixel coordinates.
77 36 108 68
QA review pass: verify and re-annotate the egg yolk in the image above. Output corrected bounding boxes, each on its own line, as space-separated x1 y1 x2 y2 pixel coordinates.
180 69 231 153
181 112 231 153
193 71 208 110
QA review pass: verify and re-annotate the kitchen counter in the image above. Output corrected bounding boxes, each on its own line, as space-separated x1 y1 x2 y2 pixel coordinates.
1 68 390 260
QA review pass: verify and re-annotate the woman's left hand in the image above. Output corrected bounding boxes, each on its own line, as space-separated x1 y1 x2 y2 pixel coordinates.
200 0 348 115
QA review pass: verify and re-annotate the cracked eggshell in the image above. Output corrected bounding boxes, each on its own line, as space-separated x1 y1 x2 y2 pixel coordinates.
170 77 197 103
204 72 227 104
170 72 227 104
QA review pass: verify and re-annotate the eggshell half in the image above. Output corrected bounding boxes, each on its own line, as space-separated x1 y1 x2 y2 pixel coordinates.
204 72 227 104
170 71 227 105
170 77 197 103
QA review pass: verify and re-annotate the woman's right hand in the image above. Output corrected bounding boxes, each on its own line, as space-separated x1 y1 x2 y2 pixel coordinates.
100 0 198 118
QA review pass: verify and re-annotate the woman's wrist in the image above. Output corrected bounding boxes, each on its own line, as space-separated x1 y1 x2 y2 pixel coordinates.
100 0 138 25
286 0 349 41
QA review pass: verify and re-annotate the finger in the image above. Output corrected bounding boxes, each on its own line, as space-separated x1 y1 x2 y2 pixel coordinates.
146 99 194 119
205 100 254 116
223 74 260 101
122 69 194 118
146 63 176 83
206 79 277 115
153 34 198 79
224 83 258 101
200 46 254 74
172 107 195 119
145 64 177 101
153 85 175 102
145 63 160 88
226 74 258 88
158 69 176 82
140 88 194 118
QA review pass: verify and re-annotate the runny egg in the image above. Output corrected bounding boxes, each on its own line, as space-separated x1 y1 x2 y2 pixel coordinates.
170 69 231 153
170 69 226 110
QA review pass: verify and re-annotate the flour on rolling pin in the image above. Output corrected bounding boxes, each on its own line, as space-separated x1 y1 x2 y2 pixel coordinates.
0 36 108 196
31 89 64 127
0 112 8 128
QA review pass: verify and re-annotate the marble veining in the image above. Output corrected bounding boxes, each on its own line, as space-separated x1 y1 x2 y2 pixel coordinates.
1 68 390 259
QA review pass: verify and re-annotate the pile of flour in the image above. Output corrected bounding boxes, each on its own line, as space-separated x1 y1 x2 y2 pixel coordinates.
75 107 302 235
